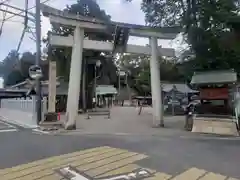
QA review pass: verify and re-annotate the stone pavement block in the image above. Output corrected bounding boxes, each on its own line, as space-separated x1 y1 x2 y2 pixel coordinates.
199 172 226 180
171 168 206 180
192 119 239 136
0 146 238 180
0 146 110 175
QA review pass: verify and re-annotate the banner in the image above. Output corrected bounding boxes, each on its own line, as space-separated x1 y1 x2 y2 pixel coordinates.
200 88 228 99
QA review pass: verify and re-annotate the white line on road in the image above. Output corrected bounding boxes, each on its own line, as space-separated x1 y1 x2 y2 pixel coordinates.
0 129 18 132
32 129 50 134
0 120 17 129
180 135 240 141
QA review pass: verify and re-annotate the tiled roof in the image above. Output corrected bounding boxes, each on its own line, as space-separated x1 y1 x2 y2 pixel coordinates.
162 83 197 93
95 85 117 95
191 70 237 84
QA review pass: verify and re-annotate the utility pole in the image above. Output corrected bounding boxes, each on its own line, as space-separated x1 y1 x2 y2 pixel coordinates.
35 0 42 124
0 0 42 124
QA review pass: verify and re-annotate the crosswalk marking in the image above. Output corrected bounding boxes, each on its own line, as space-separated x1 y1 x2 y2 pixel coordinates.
0 146 238 180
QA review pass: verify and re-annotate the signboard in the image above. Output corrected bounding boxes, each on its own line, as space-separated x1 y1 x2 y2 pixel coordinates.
200 88 228 99
56 166 153 180
29 65 43 79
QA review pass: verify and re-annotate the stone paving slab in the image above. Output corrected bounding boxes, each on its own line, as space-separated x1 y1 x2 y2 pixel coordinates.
0 146 238 180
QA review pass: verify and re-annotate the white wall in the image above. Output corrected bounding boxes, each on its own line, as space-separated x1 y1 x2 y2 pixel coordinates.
0 97 47 128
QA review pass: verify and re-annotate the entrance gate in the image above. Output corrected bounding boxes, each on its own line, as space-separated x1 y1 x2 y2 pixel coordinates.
41 4 181 129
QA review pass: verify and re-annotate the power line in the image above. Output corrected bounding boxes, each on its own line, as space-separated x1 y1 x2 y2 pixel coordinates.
0 19 25 23
16 0 29 53
0 0 10 6
0 8 31 20
4 0 52 22
0 6 7 37
1 3 35 16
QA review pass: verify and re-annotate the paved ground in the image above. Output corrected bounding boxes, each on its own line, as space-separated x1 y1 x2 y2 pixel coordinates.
0 107 240 179
70 107 187 136
0 127 240 179
0 121 17 133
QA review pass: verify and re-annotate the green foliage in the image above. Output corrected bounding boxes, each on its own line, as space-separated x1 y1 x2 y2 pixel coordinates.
0 51 48 87
50 0 116 82
133 0 240 76
0 50 19 80
4 70 23 86
117 54 183 94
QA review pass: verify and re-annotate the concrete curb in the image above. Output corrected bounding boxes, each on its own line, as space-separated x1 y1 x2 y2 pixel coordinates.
0 115 39 129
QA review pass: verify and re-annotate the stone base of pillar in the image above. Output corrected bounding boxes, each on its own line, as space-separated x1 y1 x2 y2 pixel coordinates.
64 124 76 130
44 112 58 122
152 123 164 128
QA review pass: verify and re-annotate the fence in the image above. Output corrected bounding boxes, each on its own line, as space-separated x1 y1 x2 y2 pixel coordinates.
0 97 47 128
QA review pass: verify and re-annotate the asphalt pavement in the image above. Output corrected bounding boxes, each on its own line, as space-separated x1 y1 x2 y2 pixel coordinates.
0 121 17 133
0 126 240 179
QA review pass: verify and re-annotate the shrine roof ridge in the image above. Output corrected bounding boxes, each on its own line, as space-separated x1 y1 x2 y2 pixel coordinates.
40 4 182 35
191 69 237 85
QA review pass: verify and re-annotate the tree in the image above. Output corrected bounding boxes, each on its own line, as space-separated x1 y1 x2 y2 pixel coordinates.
128 0 240 76
4 70 23 86
0 51 49 87
0 50 19 82
50 0 115 81
117 54 183 95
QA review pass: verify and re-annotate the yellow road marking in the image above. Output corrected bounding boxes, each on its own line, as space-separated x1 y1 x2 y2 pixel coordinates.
0 146 238 180
35 174 61 180
96 164 141 178
0 146 109 175
85 154 147 177
77 151 138 171
97 164 172 180
2 147 123 180
199 172 226 180
171 167 206 180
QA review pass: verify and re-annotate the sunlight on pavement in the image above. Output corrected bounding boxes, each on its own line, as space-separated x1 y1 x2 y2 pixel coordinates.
0 146 238 180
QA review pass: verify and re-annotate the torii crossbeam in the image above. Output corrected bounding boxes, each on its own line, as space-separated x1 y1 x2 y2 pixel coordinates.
41 4 181 129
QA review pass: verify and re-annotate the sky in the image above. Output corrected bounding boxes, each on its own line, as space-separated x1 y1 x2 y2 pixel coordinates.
0 0 185 87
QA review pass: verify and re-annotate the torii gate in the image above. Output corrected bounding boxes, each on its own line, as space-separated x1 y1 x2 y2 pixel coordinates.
41 4 181 130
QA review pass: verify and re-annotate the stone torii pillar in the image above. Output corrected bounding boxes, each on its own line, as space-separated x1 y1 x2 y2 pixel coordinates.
149 37 163 127
48 60 57 113
65 27 84 129
41 4 180 129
